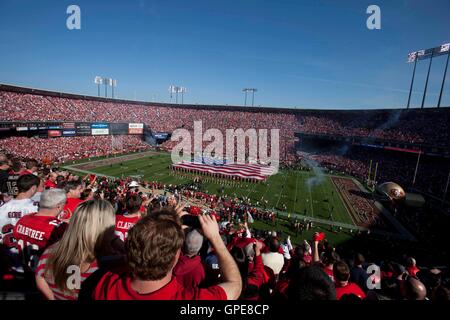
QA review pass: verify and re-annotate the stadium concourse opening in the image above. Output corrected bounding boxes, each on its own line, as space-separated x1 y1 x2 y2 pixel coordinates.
0 84 449 302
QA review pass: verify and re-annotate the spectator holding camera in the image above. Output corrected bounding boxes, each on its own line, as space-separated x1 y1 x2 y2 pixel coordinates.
92 208 242 300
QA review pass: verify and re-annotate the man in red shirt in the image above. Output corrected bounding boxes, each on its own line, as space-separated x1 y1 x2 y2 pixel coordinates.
93 209 242 300
406 257 420 277
13 189 67 271
60 180 84 221
19 160 39 176
173 229 205 288
44 172 58 189
333 261 366 300
115 194 143 241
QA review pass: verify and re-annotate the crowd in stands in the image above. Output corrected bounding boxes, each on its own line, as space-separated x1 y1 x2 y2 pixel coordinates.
297 109 450 147
0 136 150 163
2 89 449 151
0 153 449 301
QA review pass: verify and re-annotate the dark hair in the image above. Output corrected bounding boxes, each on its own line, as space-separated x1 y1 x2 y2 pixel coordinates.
268 237 280 253
56 175 66 188
126 194 143 214
17 174 40 194
11 160 22 173
64 180 82 193
323 250 340 266
354 253 365 266
26 160 39 170
126 208 184 280
333 261 350 283
80 188 93 200
287 266 336 300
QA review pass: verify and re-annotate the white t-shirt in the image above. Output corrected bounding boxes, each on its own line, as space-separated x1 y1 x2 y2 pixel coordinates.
0 198 39 242
0 198 39 272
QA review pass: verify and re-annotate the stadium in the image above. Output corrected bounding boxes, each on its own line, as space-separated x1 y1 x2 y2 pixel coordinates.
0 0 450 307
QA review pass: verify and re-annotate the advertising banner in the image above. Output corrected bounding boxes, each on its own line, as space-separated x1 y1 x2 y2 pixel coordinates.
91 123 109 129
76 123 91 135
92 128 109 135
128 123 144 134
62 130 76 136
62 122 76 129
48 130 62 137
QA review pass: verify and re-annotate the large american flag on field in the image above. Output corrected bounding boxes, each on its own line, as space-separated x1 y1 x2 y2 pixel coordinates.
172 161 276 181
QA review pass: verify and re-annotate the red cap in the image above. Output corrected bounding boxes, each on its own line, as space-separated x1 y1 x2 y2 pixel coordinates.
313 232 326 242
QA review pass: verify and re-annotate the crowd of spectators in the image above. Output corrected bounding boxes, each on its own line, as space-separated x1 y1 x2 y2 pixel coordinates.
0 153 449 301
2 89 449 152
0 136 150 163
296 109 450 147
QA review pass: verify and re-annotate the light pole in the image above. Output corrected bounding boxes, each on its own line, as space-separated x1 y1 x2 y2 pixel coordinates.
111 79 117 99
242 88 257 106
94 76 103 97
169 85 186 104
95 76 117 98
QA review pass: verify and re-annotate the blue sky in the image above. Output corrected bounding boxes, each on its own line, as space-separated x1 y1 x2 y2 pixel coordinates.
0 0 449 109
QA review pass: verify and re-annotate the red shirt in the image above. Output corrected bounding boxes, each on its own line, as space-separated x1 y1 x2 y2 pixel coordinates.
243 255 268 300
323 265 334 281
407 266 420 277
60 198 84 220
173 254 206 289
44 180 57 189
13 213 65 252
115 214 140 241
274 278 290 300
13 214 66 270
92 272 228 300
335 282 366 300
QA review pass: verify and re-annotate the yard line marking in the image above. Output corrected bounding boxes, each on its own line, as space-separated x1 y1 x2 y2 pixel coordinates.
293 170 299 214
308 173 314 218
276 171 288 210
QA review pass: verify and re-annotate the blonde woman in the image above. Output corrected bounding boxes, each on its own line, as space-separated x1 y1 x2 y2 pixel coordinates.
35 199 116 300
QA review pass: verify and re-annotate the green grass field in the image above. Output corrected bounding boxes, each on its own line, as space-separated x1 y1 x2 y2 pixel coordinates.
83 152 353 225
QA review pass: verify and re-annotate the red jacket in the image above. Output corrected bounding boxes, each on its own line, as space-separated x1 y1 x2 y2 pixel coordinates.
242 255 268 300
173 254 206 289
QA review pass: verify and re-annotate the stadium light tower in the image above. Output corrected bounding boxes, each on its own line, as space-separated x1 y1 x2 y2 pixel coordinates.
406 43 450 108
242 88 257 106
94 76 117 98
111 79 117 99
169 85 186 104
180 86 187 104
94 76 103 97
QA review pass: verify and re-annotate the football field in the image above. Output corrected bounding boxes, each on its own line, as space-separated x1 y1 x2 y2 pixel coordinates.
70 152 354 225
